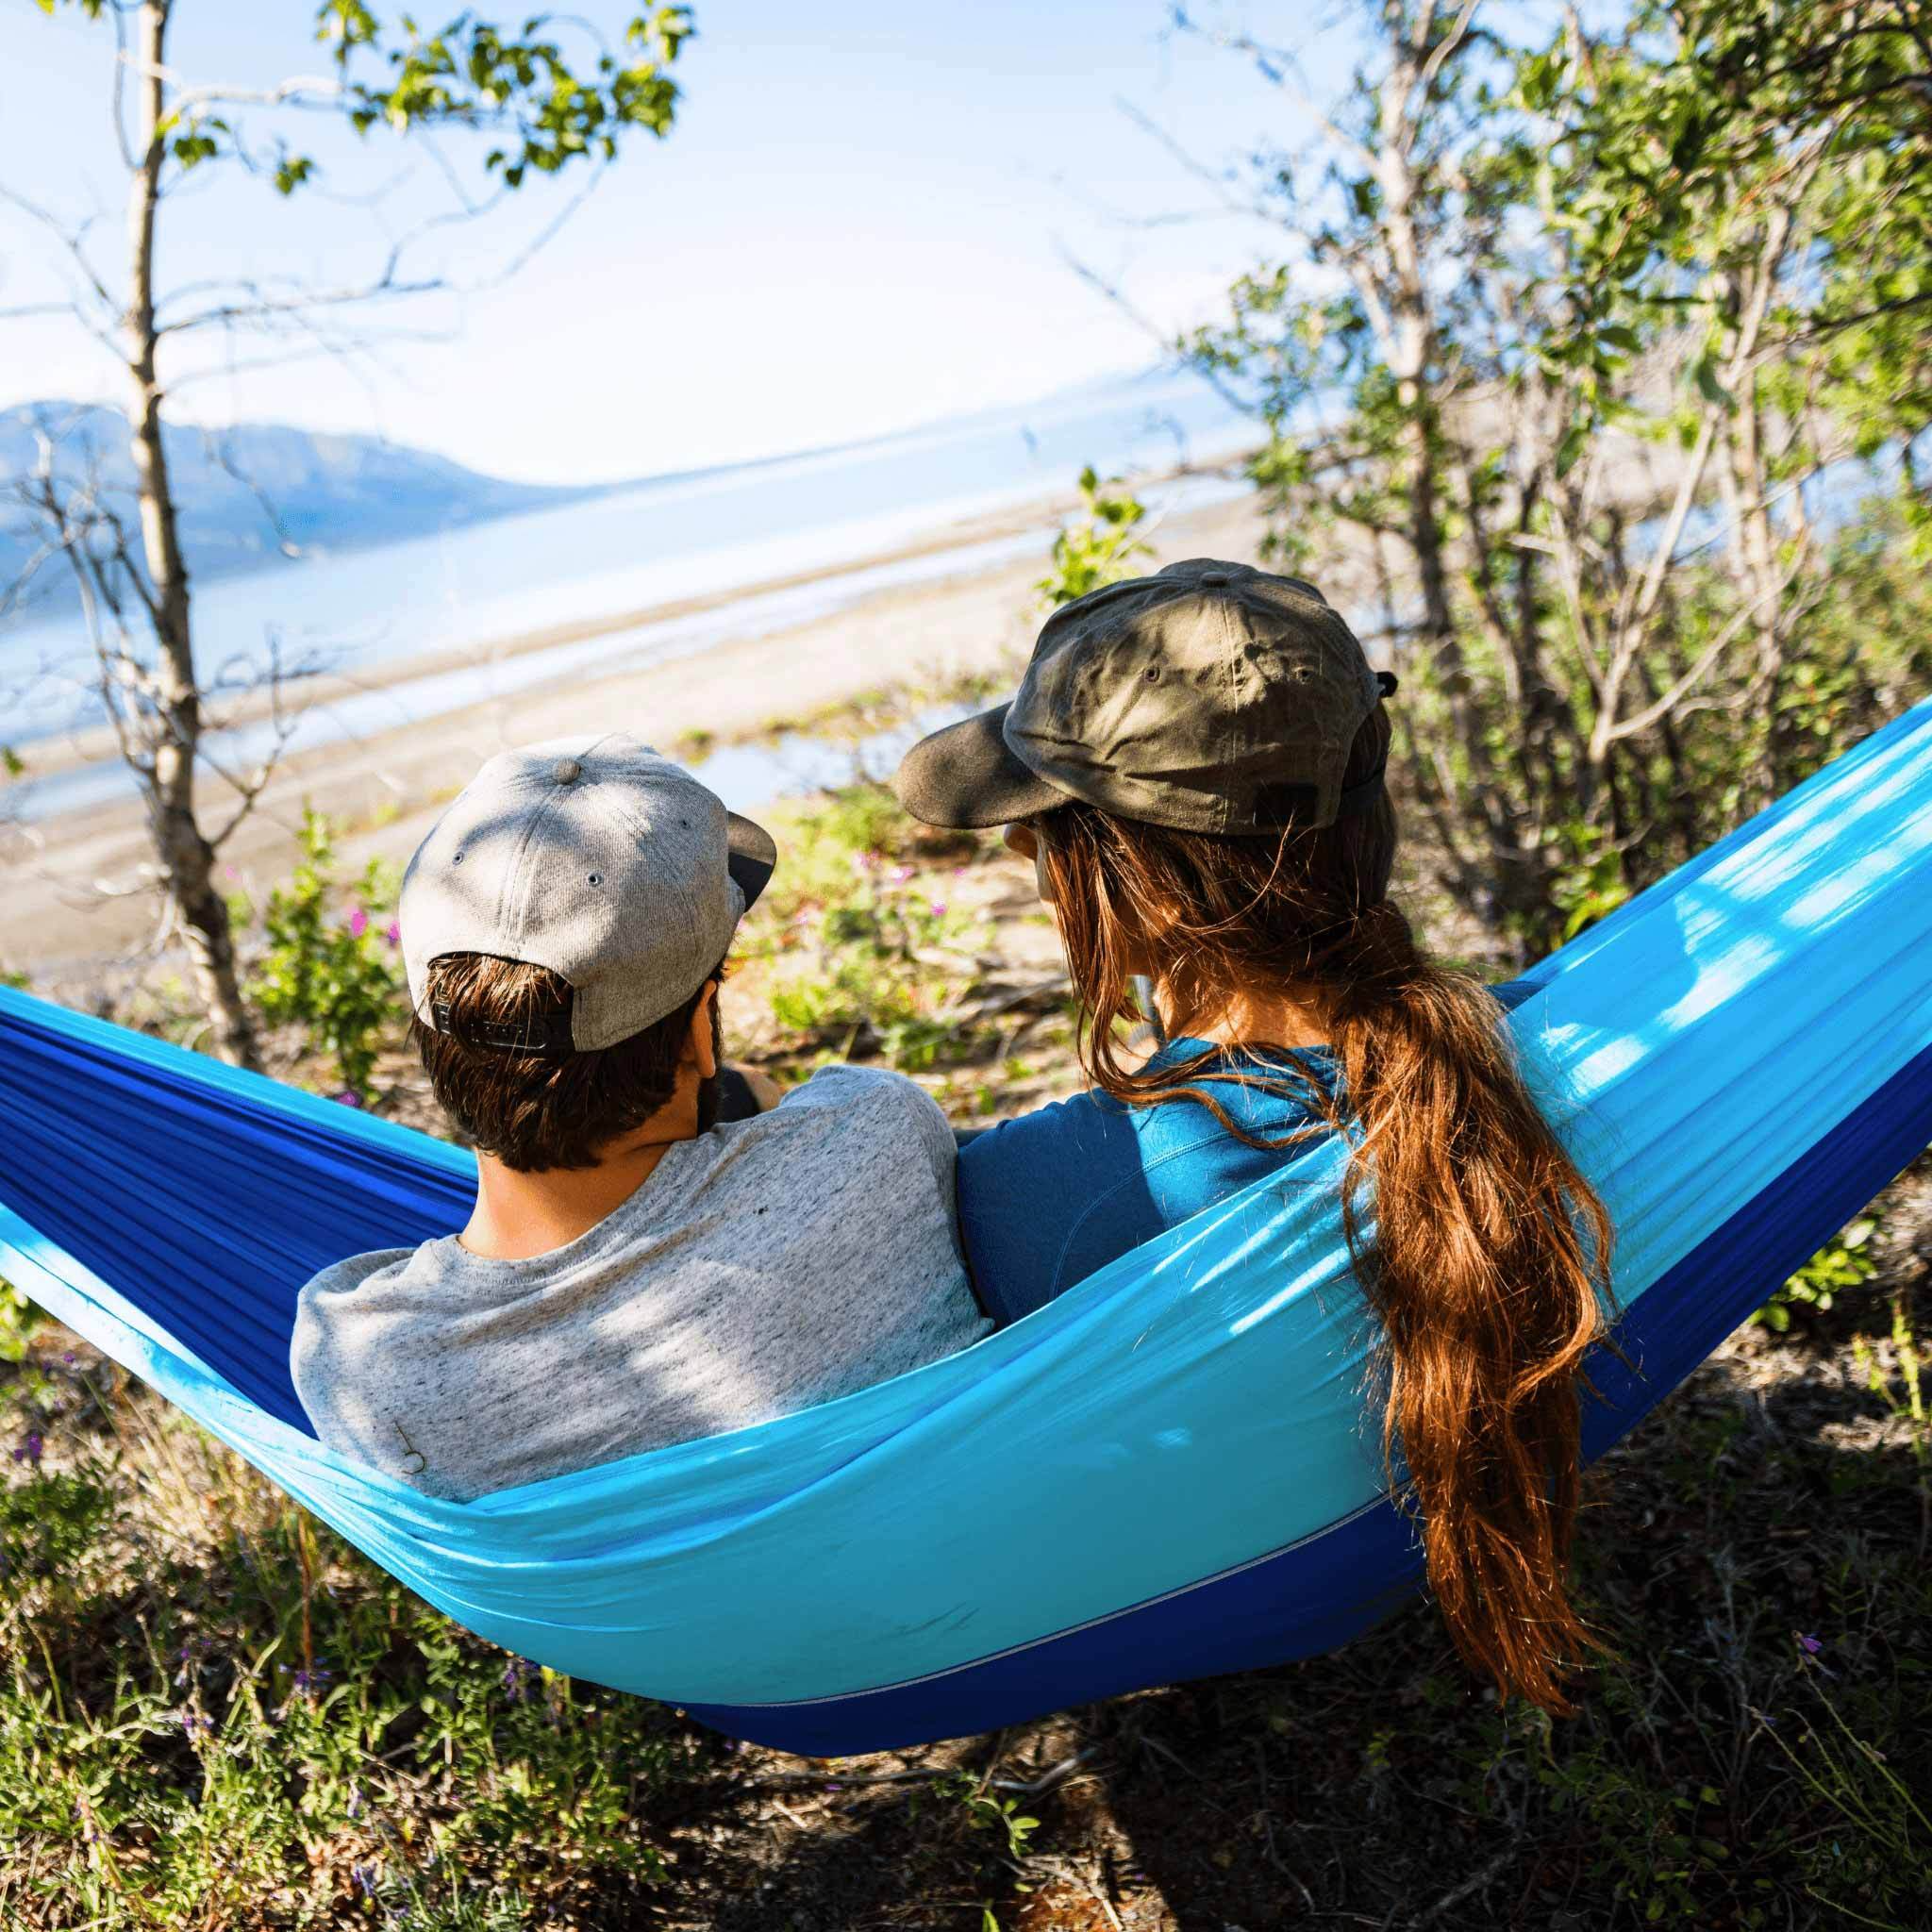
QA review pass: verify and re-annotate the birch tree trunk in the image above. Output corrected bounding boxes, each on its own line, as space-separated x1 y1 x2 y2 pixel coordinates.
124 0 260 1068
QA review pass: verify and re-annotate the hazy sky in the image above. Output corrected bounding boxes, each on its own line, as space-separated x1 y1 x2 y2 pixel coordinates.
0 4 1357 483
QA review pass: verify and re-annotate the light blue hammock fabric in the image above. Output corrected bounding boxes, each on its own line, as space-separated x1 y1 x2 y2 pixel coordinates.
2 698 1930 1756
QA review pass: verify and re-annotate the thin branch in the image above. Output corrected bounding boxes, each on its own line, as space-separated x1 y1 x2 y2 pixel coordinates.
1056 242 1255 420
1605 578 1789 745
1167 5 1378 171
1414 0 1484 100
158 268 446 336
1115 97 1277 223
0 301 97 323
0 184 124 326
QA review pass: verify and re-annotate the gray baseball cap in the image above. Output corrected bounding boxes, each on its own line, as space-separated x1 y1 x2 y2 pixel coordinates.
894 558 1396 836
399 733 776 1054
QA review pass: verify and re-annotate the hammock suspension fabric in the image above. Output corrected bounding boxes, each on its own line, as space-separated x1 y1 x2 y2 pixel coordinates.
2 700 1929 1754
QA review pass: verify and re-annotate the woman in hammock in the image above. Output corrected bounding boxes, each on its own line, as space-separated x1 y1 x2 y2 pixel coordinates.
893 558 1614 1716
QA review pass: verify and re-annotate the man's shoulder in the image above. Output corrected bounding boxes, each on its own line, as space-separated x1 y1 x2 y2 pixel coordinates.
690 1062 957 1212
292 1243 451 1359
297 1244 423 1307
765 1062 950 1143
779 1060 940 1112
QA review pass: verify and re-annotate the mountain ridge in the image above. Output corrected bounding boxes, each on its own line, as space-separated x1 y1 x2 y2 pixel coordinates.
0 404 612 616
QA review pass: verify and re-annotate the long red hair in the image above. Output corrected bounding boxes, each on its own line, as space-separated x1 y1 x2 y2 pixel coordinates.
1035 704 1614 1714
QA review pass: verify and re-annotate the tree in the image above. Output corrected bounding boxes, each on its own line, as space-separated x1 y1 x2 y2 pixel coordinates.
3 0 693 1064
1174 0 1576 935
1166 0 1932 953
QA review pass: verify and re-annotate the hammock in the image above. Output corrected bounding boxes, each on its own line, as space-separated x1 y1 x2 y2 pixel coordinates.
2 701 1929 1757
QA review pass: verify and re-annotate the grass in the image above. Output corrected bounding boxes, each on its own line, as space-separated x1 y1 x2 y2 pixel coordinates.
1 777 1928 1929
730 781 1020 1077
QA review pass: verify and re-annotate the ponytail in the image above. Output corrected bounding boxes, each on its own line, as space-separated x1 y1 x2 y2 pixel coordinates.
1038 709 1613 1714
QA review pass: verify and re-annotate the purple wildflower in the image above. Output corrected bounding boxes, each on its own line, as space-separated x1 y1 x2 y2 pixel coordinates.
332 1089 362 1108
501 1657 539 1703
12 1432 42 1467
346 1785 363 1821
384 920 401 949
351 1862 379 1899
1798 1633 1824 1656
346 906 370 940
62 1351 75 1366
290 1661 331 1694
179 1707 214 1743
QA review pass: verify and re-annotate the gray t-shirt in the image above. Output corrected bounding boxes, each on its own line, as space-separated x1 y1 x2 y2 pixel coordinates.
291 1065 989 1500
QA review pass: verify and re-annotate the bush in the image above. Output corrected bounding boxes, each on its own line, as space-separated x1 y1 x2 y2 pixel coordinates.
244 808 405 1104
1036 465 1151 609
744 783 992 1064
1753 1217 1880 1333
0 1279 42 1366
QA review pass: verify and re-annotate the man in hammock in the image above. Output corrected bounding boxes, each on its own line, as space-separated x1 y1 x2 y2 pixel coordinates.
290 736 991 1500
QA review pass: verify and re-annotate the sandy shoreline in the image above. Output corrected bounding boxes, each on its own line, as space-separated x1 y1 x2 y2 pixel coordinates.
1 481 1270 975
7 467 1245 795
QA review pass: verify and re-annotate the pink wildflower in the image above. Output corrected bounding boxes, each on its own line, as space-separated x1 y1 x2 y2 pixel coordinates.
346 906 370 940
385 920 401 949
1798 1633 1824 1656
332 1089 362 1108
928 901 948 918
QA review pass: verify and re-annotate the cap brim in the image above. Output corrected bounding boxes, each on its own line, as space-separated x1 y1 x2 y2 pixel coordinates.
725 811 777 910
891 702 1071 829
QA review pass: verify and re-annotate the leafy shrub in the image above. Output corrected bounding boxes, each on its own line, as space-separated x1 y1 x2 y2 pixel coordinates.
1037 465 1151 609
0 1278 42 1366
746 783 991 1063
1752 1216 1879 1332
245 808 404 1103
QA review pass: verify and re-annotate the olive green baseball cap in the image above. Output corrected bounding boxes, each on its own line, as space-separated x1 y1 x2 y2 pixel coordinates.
893 558 1397 836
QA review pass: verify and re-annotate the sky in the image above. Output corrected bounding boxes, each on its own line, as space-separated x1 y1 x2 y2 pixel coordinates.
0 3 1362 485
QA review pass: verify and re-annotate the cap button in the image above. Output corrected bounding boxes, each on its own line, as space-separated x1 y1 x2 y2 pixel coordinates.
552 757 583 785
1199 569 1233 587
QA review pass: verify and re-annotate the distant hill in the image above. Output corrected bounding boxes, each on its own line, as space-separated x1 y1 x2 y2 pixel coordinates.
0 404 597 614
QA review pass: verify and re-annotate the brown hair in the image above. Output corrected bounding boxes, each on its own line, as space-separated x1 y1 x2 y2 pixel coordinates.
1035 705 1613 1714
412 955 723 1172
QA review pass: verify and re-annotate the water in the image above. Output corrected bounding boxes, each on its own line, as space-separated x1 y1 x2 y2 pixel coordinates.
1 366 1252 816
689 700 981 822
